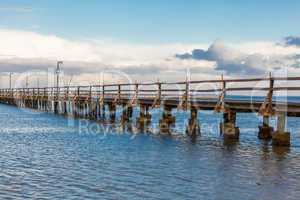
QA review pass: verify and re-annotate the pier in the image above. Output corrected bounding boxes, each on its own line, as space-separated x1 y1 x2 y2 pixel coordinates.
1 75 300 146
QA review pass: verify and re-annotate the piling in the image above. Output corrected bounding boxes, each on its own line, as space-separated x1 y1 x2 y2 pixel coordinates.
159 106 175 134
220 111 240 140
137 105 151 131
258 116 274 140
186 107 200 138
108 103 116 122
272 113 290 146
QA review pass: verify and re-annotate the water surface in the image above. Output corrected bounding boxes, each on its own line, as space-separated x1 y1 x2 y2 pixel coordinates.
0 104 300 199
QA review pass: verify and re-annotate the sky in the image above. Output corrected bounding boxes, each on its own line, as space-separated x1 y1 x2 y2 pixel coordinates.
0 0 300 88
1 0 300 43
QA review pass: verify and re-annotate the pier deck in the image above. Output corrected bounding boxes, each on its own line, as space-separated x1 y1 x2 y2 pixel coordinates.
1 75 300 146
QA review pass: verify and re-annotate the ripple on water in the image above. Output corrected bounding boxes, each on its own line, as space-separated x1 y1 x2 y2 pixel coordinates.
0 104 300 199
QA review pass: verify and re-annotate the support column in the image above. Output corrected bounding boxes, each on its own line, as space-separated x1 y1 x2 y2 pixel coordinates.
84 102 89 118
220 111 240 140
72 101 76 117
74 101 80 118
127 105 133 119
96 101 100 119
54 101 59 114
258 116 274 140
80 101 85 118
64 101 68 115
159 106 175 134
42 99 45 111
108 103 116 122
137 105 152 131
101 104 106 119
186 107 200 138
92 101 97 120
48 100 51 112
121 104 129 122
272 113 290 146
89 101 96 120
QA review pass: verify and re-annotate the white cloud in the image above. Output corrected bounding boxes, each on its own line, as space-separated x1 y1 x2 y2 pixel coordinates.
0 29 300 88
176 40 300 76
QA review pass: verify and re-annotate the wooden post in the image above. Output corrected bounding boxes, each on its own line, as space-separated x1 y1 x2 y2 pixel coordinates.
186 107 200 138
135 83 138 96
259 73 275 116
158 82 161 103
77 86 80 96
179 79 189 110
152 81 161 108
258 73 275 139
215 74 227 113
131 83 138 105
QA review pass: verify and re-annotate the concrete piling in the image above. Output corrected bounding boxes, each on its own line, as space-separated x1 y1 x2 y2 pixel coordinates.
108 103 116 122
258 116 274 140
272 113 290 146
137 105 151 131
186 107 200 138
159 106 175 134
220 111 240 140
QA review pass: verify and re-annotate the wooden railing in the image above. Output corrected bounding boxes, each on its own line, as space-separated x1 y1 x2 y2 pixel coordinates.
1 76 300 108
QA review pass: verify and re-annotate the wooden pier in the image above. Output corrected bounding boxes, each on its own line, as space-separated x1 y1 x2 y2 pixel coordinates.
1 75 300 146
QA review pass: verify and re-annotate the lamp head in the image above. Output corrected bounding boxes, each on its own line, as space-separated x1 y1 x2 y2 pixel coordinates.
56 61 63 73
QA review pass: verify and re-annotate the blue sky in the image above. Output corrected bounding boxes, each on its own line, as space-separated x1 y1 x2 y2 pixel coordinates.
1 0 300 43
0 0 300 87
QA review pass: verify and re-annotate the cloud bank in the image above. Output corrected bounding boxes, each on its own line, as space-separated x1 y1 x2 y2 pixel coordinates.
175 40 300 75
0 29 300 87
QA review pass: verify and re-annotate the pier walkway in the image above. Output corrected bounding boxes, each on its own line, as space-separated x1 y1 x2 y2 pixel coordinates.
1 75 300 146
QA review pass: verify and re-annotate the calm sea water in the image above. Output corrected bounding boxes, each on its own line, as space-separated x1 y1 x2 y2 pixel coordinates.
0 103 300 199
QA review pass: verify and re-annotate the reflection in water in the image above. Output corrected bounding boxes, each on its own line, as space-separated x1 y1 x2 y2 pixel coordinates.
272 146 291 158
0 104 300 199
223 138 239 149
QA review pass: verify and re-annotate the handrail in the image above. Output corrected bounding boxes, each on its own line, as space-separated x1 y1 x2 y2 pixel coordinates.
0 76 300 96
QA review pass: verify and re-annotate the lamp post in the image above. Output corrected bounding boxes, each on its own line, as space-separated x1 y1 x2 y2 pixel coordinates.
56 61 63 88
56 61 63 96
26 75 29 88
9 72 13 89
